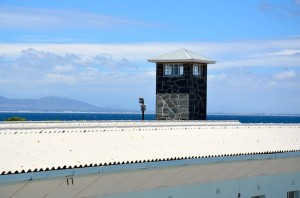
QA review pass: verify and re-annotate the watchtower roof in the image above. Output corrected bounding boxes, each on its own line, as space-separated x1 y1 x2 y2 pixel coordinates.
148 48 216 64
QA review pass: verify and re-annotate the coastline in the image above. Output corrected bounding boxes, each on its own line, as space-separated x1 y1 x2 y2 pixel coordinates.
0 111 299 116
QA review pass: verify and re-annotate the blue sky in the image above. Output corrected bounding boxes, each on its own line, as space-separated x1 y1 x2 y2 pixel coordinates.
0 0 300 114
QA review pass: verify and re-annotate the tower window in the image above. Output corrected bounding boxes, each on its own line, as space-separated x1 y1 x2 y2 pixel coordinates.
193 64 203 76
164 64 184 76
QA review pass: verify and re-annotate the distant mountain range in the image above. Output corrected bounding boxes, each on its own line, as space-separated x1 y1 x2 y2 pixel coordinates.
0 96 126 112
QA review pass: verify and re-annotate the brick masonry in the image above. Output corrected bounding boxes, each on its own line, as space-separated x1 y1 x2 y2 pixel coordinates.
156 63 207 120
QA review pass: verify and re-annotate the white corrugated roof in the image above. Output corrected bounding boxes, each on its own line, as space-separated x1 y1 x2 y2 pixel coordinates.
0 121 299 175
148 48 216 64
0 120 241 129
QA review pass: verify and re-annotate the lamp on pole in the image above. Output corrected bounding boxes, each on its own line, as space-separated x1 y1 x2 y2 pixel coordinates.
139 97 146 120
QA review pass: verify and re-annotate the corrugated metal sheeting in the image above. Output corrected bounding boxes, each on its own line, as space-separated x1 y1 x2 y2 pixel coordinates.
0 121 299 175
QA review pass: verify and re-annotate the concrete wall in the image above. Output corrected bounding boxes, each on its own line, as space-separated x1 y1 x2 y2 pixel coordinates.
104 172 300 198
1 156 299 198
156 63 207 120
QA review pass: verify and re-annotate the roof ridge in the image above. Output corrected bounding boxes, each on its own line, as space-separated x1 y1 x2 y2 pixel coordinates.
181 48 192 59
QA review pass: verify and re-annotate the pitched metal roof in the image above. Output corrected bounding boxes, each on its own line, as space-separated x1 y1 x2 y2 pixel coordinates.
0 121 299 175
148 48 216 64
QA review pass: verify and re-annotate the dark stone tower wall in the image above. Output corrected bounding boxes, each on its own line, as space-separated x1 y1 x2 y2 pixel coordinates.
156 63 207 120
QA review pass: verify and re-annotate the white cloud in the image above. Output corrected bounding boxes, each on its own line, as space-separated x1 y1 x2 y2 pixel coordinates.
1 37 300 68
209 68 269 90
3 48 136 69
208 68 300 114
0 48 139 87
0 5 151 30
0 47 157 110
53 65 74 72
215 55 300 70
45 73 76 84
265 49 300 56
0 38 299 85
0 38 300 113
273 70 297 80
210 68 299 89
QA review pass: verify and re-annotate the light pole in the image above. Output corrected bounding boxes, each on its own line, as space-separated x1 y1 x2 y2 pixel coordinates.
139 97 146 120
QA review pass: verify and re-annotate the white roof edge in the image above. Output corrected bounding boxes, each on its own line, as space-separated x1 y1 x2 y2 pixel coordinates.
148 48 216 64
148 59 216 64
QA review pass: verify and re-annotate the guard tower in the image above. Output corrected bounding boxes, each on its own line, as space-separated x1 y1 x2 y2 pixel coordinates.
148 48 216 120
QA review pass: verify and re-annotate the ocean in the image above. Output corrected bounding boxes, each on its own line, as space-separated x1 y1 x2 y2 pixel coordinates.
0 112 300 123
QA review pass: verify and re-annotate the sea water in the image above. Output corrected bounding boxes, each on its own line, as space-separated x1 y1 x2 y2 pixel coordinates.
0 112 300 123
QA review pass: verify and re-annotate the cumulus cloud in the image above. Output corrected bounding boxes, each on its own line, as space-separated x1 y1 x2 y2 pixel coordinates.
0 48 139 85
7 48 136 70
